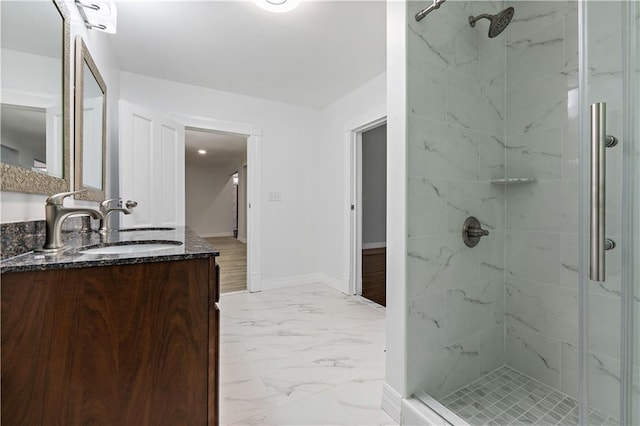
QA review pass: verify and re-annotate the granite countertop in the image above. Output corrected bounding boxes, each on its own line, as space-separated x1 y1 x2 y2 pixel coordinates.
0 226 219 274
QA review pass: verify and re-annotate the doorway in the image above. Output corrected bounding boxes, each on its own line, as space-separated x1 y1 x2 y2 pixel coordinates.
347 111 387 305
184 127 248 293
171 113 262 293
360 124 387 306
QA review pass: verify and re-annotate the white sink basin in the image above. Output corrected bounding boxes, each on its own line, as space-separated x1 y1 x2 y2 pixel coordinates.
79 241 182 255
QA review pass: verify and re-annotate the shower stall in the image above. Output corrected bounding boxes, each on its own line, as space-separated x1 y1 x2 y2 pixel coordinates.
401 0 638 424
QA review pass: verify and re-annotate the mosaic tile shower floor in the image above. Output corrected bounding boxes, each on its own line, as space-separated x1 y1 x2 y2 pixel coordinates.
436 365 618 426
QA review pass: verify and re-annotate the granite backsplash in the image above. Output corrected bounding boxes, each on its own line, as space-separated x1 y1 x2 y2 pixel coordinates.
1 217 91 260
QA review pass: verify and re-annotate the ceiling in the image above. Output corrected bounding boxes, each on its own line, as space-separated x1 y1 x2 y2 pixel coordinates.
111 0 386 108
185 128 247 170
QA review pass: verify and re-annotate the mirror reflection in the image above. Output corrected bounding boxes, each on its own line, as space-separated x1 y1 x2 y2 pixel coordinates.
82 61 105 189
0 0 64 178
75 36 106 201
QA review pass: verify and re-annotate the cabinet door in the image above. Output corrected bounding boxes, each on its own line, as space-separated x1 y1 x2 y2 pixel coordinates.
1 273 80 425
1 259 210 425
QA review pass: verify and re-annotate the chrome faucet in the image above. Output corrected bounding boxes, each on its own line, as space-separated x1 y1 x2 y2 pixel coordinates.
39 190 105 253
99 198 138 234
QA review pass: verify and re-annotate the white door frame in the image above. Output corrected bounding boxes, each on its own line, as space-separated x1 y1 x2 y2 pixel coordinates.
343 106 386 296
170 113 262 293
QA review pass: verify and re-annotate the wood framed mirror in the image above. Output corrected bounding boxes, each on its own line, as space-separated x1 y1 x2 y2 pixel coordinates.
74 36 106 202
0 0 71 194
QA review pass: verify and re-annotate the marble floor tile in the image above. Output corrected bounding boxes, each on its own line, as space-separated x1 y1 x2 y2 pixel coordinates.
219 282 395 426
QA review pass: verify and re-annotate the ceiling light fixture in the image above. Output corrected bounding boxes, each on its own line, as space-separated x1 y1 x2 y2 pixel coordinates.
75 0 117 33
253 0 301 14
198 149 207 155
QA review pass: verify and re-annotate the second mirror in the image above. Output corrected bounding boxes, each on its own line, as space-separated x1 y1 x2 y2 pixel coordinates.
74 36 106 201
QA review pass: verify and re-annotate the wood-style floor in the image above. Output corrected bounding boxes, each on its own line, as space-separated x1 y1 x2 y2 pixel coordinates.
205 237 247 293
362 247 386 306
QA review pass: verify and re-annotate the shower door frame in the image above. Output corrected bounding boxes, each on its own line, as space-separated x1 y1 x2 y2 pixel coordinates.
578 1 638 424
617 2 638 424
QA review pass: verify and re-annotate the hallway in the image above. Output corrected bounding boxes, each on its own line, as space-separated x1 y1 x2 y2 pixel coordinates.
207 236 247 293
218 282 394 425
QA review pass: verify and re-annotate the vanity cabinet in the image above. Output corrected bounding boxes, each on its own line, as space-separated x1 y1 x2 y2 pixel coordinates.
1 257 219 425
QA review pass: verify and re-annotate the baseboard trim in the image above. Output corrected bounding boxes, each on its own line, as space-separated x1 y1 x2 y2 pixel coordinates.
382 383 402 424
237 236 247 243
261 274 323 291
314 273 349 294
260 273 349 294
200 232 235 238
248 272 261 293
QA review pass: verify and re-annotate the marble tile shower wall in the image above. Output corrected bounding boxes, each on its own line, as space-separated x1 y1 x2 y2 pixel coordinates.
406 1 507 398
502 0 580 397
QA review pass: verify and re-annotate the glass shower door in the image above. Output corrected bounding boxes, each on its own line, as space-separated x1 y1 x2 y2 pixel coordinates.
581 1 639 424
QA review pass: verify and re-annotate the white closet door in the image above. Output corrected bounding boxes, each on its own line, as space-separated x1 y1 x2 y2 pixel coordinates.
119 100 185 228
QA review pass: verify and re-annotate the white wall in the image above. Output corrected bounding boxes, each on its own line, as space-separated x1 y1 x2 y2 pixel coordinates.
120 71 321 282
315 72 386 290
1 0 121 222
362 124 387 246
185 165 235 237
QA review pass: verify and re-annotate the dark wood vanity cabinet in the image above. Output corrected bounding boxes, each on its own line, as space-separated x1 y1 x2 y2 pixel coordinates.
1 257 219 425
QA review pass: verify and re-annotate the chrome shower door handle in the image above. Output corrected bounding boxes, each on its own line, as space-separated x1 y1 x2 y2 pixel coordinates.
590 102 618 282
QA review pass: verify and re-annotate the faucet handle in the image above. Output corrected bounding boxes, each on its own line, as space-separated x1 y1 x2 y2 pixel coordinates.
125 200 138 209
100 198 120 209
46 190 86 205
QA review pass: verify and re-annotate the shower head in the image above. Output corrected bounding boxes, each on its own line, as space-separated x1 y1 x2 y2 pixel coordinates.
469 7 514 38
